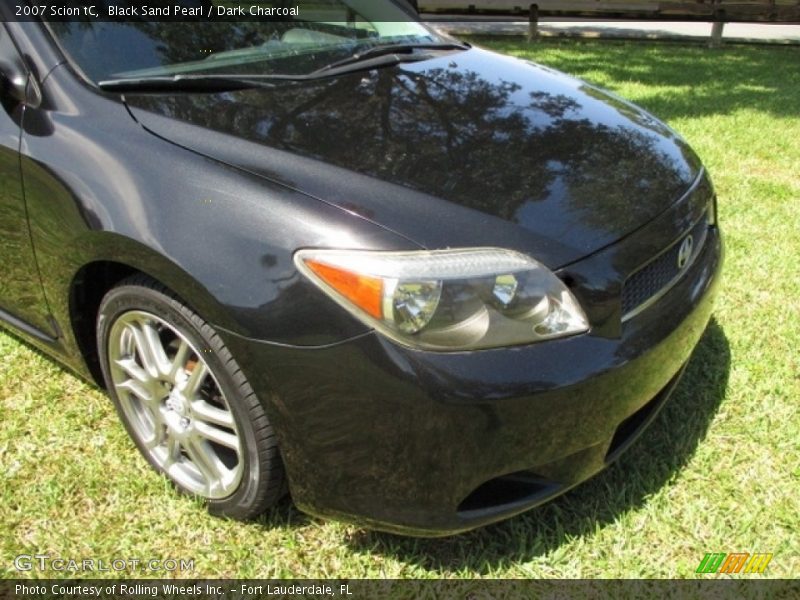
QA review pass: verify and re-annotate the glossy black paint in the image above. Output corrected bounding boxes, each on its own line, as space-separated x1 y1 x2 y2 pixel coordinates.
0 27 53 336
0 18 722 535
125 48 703 268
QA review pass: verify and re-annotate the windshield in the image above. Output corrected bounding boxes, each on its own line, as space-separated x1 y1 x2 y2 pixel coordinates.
46 1 442 83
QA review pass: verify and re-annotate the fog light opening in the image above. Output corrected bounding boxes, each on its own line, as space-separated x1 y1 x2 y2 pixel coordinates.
457 471 557 514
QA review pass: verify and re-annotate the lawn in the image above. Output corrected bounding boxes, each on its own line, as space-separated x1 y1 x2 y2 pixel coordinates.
1 38 798 580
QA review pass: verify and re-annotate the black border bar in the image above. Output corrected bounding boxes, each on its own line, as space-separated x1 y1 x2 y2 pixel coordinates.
2 579 799 600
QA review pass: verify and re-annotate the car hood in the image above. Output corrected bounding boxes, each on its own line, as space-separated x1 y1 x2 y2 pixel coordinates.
125 47 702 267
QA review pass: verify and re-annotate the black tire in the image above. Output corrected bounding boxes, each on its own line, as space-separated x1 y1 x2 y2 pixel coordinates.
96 274 285 520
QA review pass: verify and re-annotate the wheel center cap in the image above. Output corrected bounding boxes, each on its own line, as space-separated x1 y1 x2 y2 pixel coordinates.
166 392 188 417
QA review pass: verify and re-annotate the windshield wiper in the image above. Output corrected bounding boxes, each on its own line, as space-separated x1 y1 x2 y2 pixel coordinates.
97 73 310 93
313 42 470 74
98 43 472 93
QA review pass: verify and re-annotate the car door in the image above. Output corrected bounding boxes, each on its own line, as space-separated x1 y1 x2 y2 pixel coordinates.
0 25 53 338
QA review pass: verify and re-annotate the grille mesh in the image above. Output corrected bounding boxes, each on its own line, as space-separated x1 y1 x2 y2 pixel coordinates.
622 218 709 317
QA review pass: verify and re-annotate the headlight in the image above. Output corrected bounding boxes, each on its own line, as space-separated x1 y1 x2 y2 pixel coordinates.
294 248 589 351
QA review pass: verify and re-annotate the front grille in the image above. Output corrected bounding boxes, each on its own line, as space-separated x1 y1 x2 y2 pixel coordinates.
621 217 709 318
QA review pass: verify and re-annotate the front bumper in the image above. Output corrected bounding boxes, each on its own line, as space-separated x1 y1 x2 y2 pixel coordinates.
221 224 722 535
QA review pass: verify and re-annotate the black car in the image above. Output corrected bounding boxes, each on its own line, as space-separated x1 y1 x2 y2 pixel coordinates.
0 1 722 535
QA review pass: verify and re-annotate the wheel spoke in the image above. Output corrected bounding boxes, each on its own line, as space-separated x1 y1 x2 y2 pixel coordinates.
163 435 181 466
141 320 171 376
184 436 223 487
115 380 152 403
144 422 167 450
180 361 209 399
191 399 234 429
194 421 240 452
167 340 191 379
114 357 149 384
129 323 162 378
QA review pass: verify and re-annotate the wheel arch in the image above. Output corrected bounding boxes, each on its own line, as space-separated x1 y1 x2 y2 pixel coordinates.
67 235 242 388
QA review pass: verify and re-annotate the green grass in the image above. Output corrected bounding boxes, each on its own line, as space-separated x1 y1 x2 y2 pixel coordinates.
1 39 799 579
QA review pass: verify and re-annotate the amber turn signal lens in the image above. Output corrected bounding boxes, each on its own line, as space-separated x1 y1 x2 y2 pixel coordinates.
305 260 384 319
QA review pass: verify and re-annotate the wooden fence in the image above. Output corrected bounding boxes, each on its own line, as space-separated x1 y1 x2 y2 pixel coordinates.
418 1 800 22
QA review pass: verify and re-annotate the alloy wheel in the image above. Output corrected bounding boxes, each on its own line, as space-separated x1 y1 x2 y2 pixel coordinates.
107 310 243 499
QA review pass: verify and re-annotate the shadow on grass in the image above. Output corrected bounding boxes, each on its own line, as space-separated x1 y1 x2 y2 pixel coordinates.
343 318 731 574
252 496 312 531
468 36 800 120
